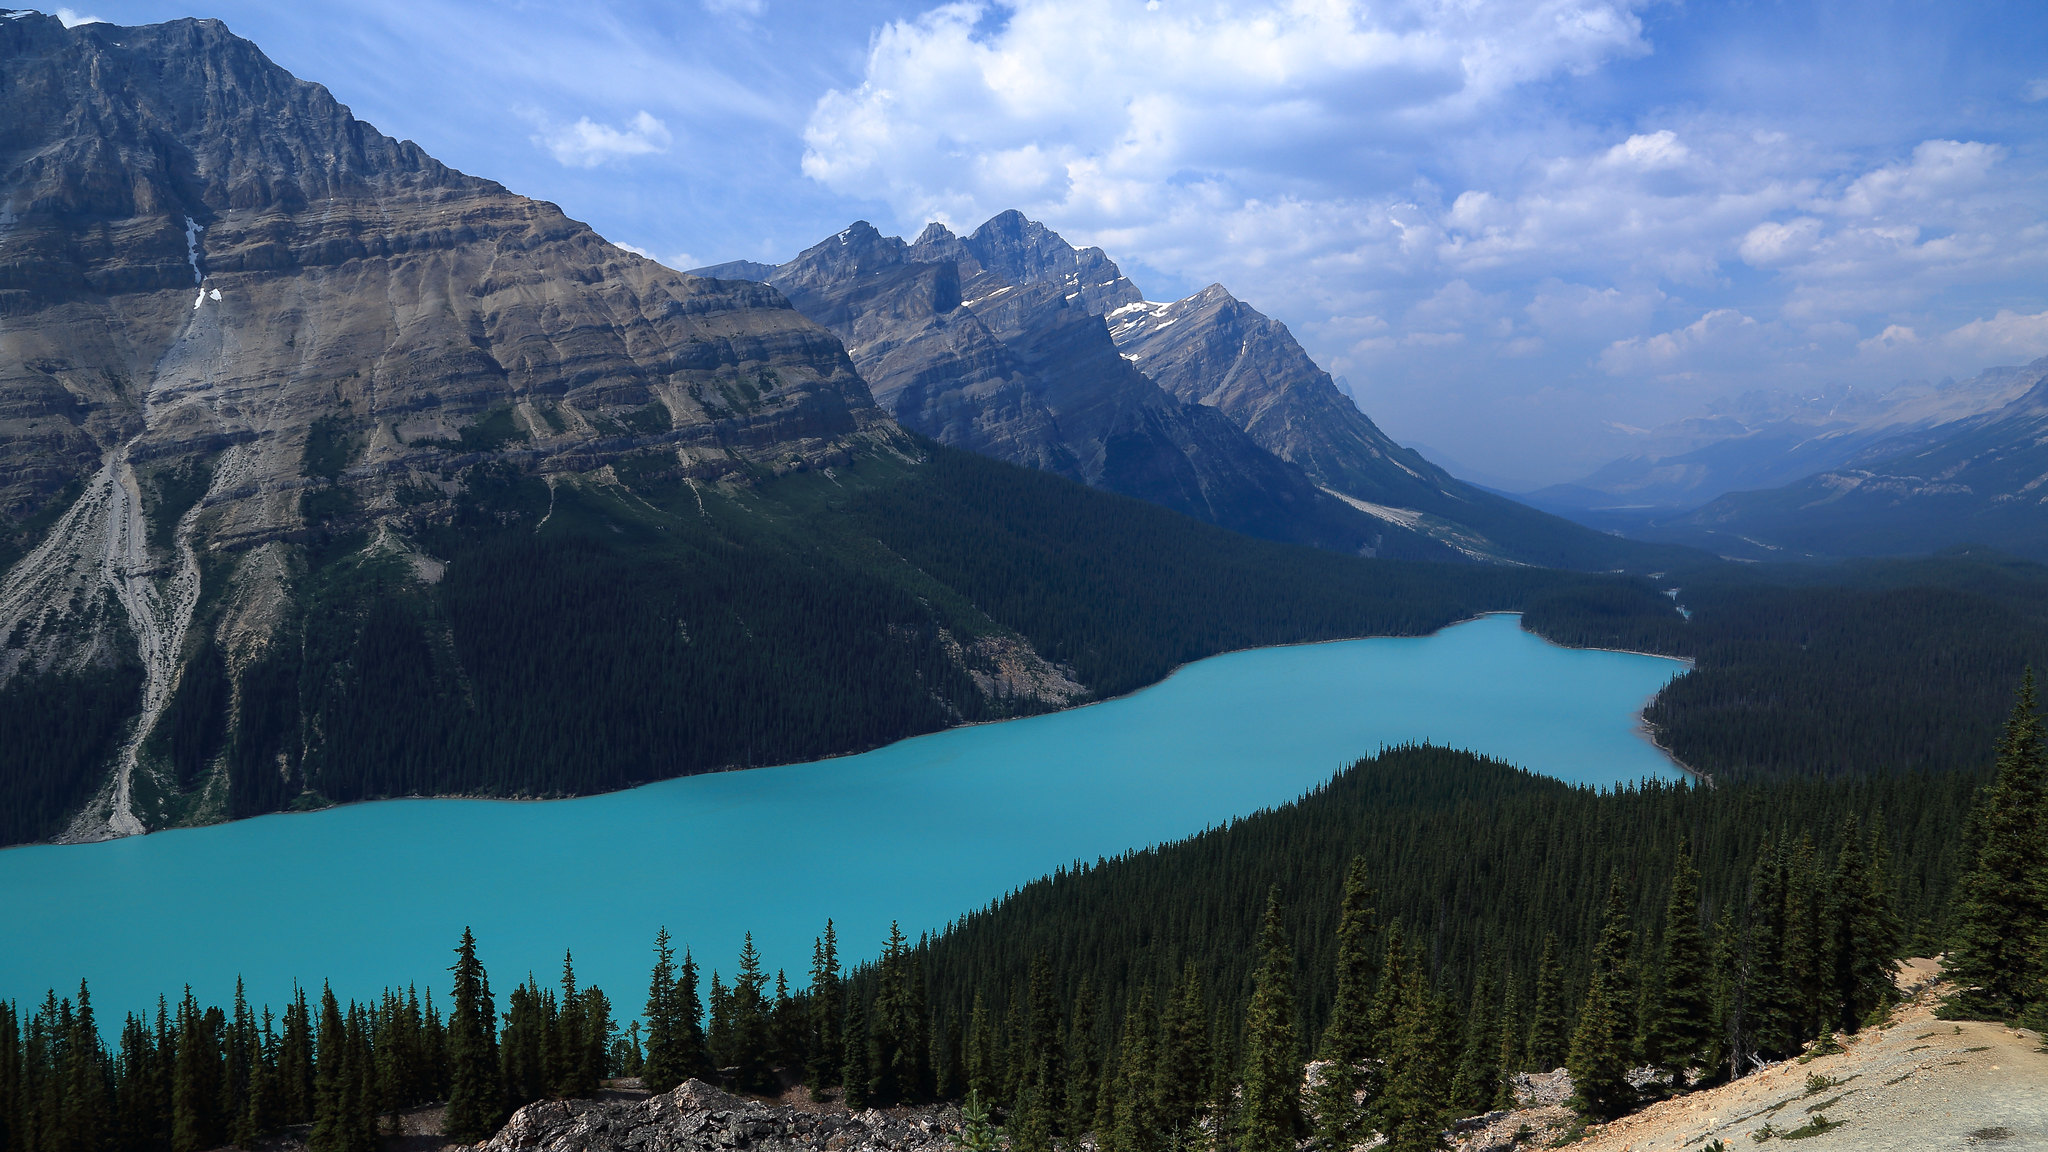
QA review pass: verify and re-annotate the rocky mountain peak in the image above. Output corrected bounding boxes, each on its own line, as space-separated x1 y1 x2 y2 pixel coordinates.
956 210 1144 315
0 12 886 840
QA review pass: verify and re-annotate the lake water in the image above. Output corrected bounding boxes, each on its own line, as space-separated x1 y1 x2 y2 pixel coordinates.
0 613 1684 1023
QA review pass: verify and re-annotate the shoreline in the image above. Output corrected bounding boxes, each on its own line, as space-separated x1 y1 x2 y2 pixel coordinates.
23 611 1696 851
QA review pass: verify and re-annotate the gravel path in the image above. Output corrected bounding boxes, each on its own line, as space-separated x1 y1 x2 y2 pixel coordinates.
1569 959 2048 1152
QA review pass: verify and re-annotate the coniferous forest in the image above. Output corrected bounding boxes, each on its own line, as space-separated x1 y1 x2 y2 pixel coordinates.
7 672 2042 1151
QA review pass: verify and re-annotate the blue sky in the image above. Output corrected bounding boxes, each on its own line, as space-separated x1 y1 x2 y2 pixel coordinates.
46 0 2048 486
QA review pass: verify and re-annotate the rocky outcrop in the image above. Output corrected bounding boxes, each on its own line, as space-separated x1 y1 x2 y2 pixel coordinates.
705 214 1687 571
481 1080 962 1152
0 12 913 841
716 216 1421 557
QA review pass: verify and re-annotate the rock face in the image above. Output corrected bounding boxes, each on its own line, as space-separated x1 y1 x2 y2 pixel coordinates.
0 13 926 842
1664 359 2048 561
746 215 1404 556
705 214 1684 570
482 1081 962 1152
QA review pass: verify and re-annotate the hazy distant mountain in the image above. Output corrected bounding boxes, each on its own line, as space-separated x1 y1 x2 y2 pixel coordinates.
700 217 1691 571
1661 361 2048 561
1524 366 2040 524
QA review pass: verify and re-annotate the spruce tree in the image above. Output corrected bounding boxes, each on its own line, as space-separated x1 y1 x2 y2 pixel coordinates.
1110 988 1159 1152
1064 976 1101 1136
1312 857 1376 1151
1377 963 1449 1152
1156 963 1210 1148
1448 960 1500 1116
807 921 842 1095
1492 982 1522 1110
841 991 871 1109
677 950 711 1080
1525 935 1568 1072
728 935 773 1092
1826 815 1900 1032
1239 890 1300 1152
1943 670 2047 1021
1567 876 1636 1122
965 992 995 1104
443 928 502 1142
1649 838 1713 1081
643 929 685 1094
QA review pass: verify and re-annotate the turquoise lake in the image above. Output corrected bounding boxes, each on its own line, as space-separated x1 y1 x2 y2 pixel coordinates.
0 613 1684 1022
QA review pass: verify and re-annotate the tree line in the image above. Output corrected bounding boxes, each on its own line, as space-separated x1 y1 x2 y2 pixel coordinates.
6 679 2033 1151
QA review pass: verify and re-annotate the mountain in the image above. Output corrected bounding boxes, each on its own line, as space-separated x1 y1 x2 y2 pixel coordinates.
0 12 1628 847
699 216 1695 571
1523 365 2039 528
728 215 1421 559
1661 362 2048 561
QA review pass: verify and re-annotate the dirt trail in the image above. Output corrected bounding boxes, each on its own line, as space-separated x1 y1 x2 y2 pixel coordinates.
1559 959 2048 1152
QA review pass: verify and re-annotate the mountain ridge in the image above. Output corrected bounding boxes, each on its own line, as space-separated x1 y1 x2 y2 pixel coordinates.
698 217 1698 571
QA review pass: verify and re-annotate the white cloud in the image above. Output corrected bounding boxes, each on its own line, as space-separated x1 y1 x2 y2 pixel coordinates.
802 0 1653 226
55 7 102 26
1941 308 2048 361
795 0 2048 484
703 0 765 13
1598 309 1767 376
533 111 673 168
613 242 654 258
2027 78 2048 102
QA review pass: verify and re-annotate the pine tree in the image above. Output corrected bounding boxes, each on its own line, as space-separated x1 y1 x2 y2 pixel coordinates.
1312 857 1376 1152
279 986 315 1124
1492 981 1522 1110
1239 890 1301 1152
1742 842 1798 1061
60 981 107 1152
308 986 349 1152
1064 976 1101 1136
1018 953 1063 1131
959 1087 1001 1152
443 928 502 1141
841 991 871 1109
807 922 842 1095
643 928 685 1094
1449 960 1500 1116
1377 963 1449 1152
1109 988 1159 1152
1648 838 1713 1081
1525 934 1568 1072
965 992 995 1104
677 950 711 1081
1156 963 1210 1148
1782 834 1826 1042
1943 670 2047 1021
1826 815 1900 1032
726 935 773 1092
1567 875 1637 1122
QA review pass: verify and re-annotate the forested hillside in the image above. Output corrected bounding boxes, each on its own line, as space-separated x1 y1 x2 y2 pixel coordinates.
1523 548 2048 781
0 438 1663 848
4 738 1994 1151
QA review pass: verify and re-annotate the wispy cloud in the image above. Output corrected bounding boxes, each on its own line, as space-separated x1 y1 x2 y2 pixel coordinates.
533 111 673 168
55 7 103 26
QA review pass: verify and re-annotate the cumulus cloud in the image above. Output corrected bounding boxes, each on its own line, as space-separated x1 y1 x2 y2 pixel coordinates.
795 0 2048 484
1939 308 2048 361
802 0 1653 226
534 111 673 168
